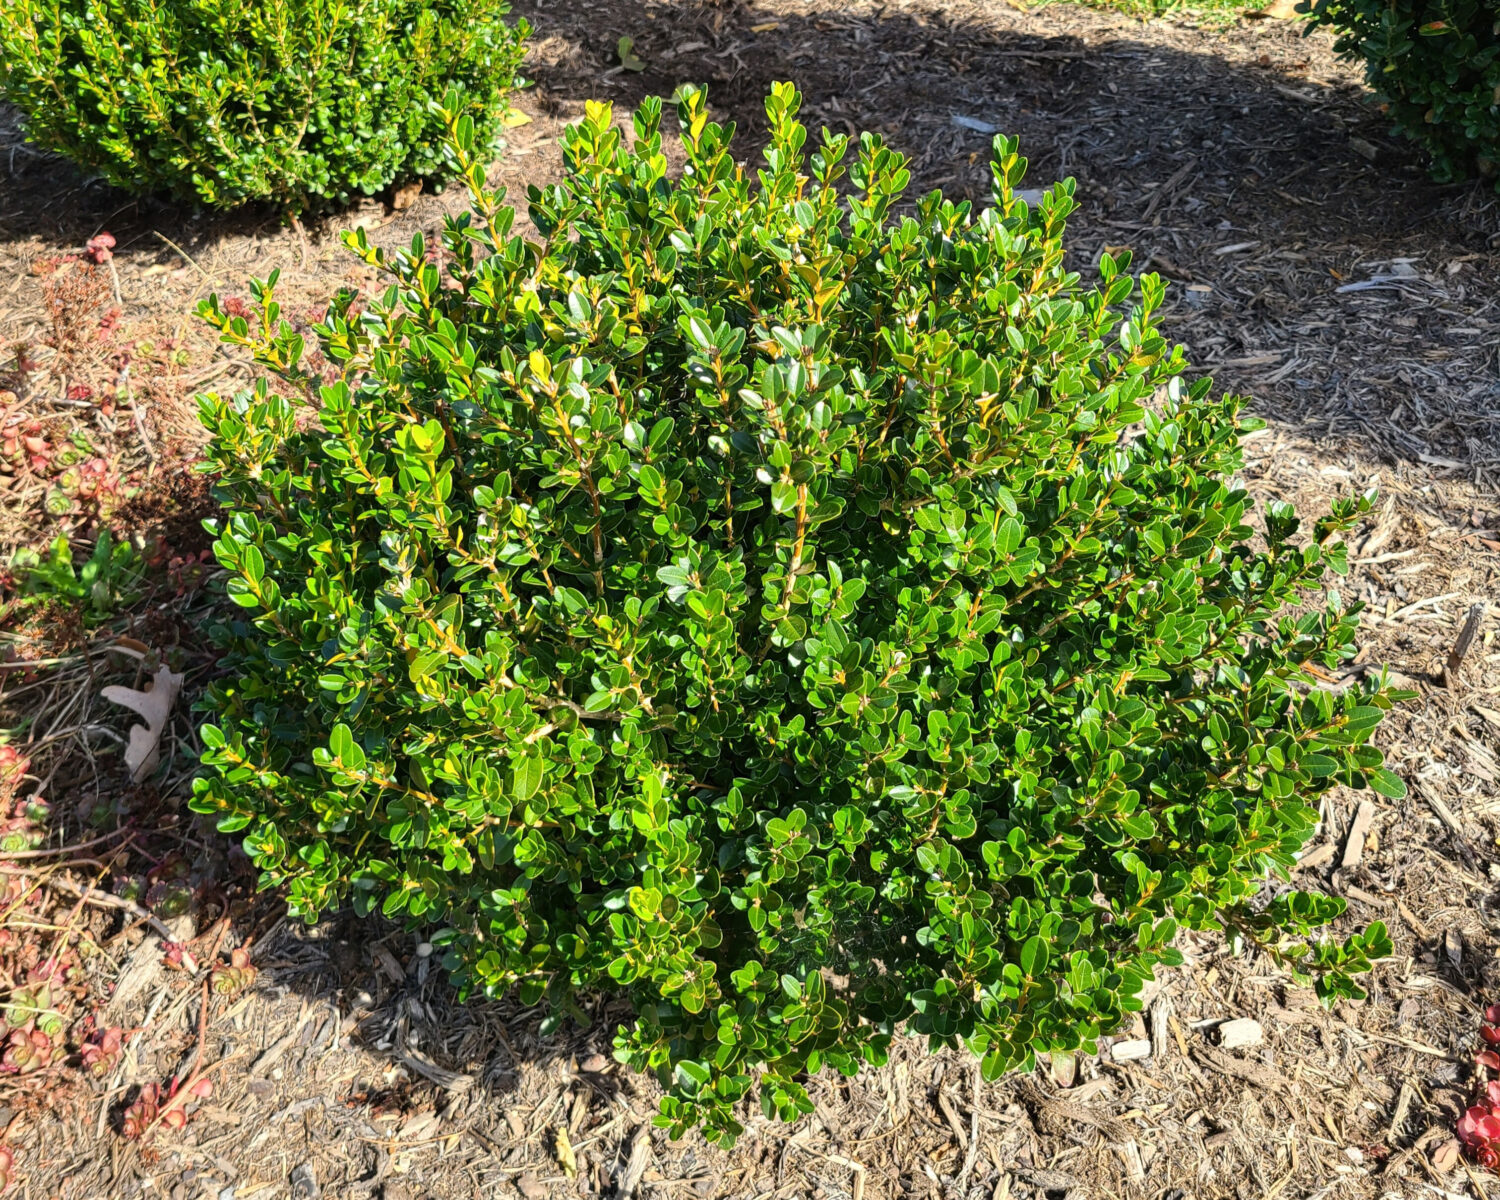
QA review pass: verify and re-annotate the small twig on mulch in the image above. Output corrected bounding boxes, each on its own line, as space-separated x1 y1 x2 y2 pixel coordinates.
33 872 176 942
1017 1077 1133 1141
1192 1043 1288 1093
1443 602 1486 688
0 829 133 860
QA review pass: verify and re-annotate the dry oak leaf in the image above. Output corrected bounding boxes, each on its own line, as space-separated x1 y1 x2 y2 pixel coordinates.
102 664 183 782
1431 1138 1462 1173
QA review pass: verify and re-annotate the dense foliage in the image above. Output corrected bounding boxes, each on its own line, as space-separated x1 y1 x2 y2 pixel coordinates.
0 0 528 211
1303 0 1499 187
193 85 1404 1142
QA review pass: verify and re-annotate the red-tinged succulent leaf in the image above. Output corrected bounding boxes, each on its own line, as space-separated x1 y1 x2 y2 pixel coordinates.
81 1025 125 1078
189 1077 213 1099
121 1084 161 1139
1458 1105 1500 1148
1477 1050 1500 1070
1 1027 50 1074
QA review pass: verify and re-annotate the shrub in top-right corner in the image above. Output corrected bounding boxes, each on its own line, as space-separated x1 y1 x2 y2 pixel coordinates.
1303 0 1500 187
191 83 1410 1145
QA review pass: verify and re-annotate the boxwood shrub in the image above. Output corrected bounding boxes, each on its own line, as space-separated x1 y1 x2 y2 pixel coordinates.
1303 0 1499 187
193 85 1404 1142
0 0 529 212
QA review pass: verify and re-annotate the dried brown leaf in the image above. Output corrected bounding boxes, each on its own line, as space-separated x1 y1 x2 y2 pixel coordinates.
101 664 183 783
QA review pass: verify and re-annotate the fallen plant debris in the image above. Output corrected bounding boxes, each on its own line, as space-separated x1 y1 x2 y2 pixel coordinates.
100 664 184 784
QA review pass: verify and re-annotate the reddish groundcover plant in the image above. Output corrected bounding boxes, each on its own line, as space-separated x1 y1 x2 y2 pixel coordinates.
121 1075 213 1139
1461 1004 1500 1167
84 231 115 264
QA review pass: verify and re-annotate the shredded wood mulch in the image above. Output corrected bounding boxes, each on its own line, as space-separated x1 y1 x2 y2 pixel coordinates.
1 0 1498 1197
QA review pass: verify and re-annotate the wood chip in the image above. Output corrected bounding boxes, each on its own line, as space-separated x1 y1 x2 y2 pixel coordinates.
1472 704 1500 732
1341 800 1376 869
1192 1043 1285 1092
1065 1078 1113 1103
1216 1018 1264 1050
1110 1038 1153 1062
1443 602 1486 687
252 1016 312 1076
1294 842 1337 872
397 1048 473 1093
1113 1139 1146 1184
1150 997 1172 1061
372 944 405 984
106 931 171 1018
1418 783 1480 871
1013 1166 1084 1194
937 1088 968 1148
1388 1082 1415 1145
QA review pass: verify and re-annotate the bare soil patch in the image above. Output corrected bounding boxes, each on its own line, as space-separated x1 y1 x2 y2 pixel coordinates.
0 0 1497 1197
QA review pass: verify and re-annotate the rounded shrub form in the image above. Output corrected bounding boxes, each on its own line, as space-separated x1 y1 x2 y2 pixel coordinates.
1303 0 1499 187
194 86 1403 1142
0 0 529 211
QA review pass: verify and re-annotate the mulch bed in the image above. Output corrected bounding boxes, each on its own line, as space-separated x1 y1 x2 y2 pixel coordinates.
1 0 1498 1197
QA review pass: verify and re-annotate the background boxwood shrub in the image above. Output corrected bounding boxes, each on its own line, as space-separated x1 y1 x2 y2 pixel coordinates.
0 0 529 212
193 84 1404 1142
1302 0 1499 187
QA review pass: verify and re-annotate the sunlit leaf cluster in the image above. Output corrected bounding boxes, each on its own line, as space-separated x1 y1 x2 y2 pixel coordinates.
194 84 1403 1142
